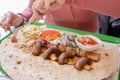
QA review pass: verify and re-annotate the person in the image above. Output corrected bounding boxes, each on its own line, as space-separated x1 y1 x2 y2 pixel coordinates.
0 0 120 33
107 17 120 38
99 14 120 38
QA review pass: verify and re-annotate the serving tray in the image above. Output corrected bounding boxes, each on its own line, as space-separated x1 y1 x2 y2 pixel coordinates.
0 22 120 80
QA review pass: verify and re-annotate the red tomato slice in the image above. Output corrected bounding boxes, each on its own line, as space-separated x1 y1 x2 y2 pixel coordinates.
40 30 61 41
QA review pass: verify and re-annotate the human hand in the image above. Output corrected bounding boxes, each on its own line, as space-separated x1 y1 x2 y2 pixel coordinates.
29 0 65 22
0 11 24 31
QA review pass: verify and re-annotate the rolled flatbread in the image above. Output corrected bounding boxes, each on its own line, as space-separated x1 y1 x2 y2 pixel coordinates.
0 26 119 80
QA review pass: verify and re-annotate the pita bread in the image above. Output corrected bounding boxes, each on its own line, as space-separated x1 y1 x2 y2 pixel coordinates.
0 26 119 80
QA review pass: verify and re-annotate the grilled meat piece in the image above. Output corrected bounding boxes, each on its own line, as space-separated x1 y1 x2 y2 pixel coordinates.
75 57 91 70
43 45 60 59
32 38 42 56
87 52 100 61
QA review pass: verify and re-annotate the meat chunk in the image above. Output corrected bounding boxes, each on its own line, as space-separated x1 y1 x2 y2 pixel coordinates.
76 50 88 57
11 36 18 43
75 57 91 70
58 52 69 65
58 44 66 52
43 45 59 59
32 38 42 56
87 53 100 61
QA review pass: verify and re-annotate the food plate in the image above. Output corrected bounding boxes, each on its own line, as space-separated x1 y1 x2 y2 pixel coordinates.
0 22 120 80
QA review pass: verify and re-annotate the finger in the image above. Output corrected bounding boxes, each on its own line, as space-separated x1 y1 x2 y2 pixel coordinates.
0 16 7 23
1 12 13 30
45 0 51 10
29 14 38 23
49 0 65 11
5 12 13 24
0 16 7 28
33 0 47 14
2 23 10 32
33 0 44 10
0 12 9 27
50 2 61 11
29 13 43 23
29 16 36 23
36 1 45 13
35 15 43 22
30 4 43 23
34 17 39 22
29 10 38 23
57 0 65 5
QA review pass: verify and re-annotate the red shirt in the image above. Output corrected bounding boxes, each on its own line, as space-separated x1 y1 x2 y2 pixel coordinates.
45 5 98 32
21 0 120 32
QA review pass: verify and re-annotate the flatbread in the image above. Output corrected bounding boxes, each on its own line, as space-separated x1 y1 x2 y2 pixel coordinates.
0 26 119 80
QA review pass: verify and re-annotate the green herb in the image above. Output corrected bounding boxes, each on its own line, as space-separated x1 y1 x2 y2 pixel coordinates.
77 47 81 51
71 35 77 41
62 33 66 37
66 43 74 48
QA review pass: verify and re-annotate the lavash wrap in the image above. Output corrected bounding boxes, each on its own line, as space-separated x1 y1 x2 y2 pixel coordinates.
0 25 119 80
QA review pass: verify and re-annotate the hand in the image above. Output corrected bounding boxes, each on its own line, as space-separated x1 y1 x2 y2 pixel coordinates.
29 0 65 22
0 11 24 31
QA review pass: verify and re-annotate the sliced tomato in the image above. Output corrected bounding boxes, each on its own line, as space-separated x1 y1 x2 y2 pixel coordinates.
40 30 61 41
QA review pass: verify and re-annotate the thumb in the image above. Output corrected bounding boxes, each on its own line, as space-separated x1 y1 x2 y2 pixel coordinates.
5 14 12 25
29 9 43 23
29 15 36 23
29 14 43 23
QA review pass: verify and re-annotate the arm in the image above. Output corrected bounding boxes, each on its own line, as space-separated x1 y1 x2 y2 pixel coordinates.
20 0 35 21
74 0 120 18
0 0 35 31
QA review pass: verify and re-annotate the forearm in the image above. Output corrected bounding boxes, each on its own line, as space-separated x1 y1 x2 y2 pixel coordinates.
20 0 35 21
21 8 33 21
74 0 120 18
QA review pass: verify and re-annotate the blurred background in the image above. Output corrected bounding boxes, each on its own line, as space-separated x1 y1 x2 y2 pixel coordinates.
0 0 28 39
